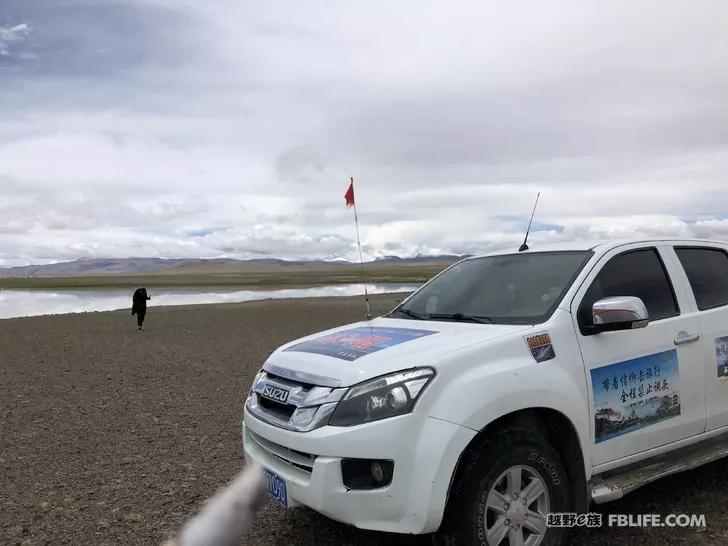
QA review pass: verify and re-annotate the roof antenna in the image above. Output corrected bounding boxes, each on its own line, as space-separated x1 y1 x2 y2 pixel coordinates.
519 192 540 252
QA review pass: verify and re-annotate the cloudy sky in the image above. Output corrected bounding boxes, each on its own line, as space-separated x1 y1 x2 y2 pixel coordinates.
1 1 727 266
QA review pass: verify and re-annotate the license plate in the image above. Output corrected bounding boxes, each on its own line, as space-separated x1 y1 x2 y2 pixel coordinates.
263 468 287 507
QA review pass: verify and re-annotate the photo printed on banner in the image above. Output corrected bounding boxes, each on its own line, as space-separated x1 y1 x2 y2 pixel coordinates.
590 349 680 444
284 326 438 361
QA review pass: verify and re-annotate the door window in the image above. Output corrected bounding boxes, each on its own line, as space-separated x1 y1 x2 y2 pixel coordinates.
578 248 679 333
675 247 728 311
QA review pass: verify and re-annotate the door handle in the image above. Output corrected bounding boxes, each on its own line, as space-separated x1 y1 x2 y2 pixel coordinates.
674 332 701 345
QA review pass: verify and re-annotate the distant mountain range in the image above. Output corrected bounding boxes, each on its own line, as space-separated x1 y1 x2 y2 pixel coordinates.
0 255 465 278
0 258 193 277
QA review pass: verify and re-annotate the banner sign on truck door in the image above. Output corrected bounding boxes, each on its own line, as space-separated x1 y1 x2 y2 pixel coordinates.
715 336 728 382
284 326 438 361
590 349 681 444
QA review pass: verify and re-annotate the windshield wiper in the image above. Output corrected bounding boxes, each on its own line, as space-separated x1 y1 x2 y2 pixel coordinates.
392 308 493 324
392 307 428 320
428 312 493 324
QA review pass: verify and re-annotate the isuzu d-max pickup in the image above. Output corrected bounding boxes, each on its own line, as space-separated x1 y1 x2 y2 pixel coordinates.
243 238 728 545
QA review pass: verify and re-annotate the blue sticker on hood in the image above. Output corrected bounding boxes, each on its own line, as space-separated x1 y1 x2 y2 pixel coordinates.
284 326 438 361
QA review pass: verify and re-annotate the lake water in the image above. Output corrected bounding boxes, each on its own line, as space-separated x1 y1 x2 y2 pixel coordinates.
0 283 419 320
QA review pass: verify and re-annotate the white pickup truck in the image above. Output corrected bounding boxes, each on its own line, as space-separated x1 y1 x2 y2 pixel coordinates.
242 238 728 545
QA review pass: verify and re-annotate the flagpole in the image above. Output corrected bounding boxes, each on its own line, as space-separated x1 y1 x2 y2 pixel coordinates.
350 177 371 319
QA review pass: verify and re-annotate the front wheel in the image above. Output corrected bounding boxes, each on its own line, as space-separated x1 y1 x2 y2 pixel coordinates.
441 427 570 546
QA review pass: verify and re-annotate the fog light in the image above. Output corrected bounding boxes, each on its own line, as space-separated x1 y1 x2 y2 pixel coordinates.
371 461 384 482
341 459 394 490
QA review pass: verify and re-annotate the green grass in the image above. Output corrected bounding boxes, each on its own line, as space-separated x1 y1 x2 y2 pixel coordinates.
0 264 449 290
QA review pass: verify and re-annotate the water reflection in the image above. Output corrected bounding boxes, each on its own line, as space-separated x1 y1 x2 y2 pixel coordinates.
0 283 418 320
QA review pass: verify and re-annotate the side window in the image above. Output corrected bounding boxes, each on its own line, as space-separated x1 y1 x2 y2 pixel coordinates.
578 248 679 331
675 247 728 310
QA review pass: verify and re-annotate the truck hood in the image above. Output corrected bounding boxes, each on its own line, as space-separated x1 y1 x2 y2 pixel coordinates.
263 316 532 387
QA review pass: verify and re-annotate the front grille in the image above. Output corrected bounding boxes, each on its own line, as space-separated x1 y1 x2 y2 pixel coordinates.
246 368 346 432
248 429 317 473
257 396 296 418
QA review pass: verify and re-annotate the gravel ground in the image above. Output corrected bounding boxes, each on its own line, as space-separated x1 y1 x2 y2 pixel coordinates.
1 293 726 545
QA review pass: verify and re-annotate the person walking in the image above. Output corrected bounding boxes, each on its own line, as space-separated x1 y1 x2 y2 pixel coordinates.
132 287 151 330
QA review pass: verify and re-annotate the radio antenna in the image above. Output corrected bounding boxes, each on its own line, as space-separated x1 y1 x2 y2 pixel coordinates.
519 192 540 252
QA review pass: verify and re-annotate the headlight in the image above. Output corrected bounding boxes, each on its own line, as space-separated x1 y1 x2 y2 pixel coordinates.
329 368 436 426
247 369 264 402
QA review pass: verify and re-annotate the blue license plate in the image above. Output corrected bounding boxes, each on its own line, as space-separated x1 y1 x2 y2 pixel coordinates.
263 468 287 507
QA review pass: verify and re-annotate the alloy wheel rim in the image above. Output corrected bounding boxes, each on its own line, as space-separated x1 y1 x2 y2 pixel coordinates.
482 464 550 546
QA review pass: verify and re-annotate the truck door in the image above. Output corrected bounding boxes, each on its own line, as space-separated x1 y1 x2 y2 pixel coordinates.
571 244 706 467
673 245 728 432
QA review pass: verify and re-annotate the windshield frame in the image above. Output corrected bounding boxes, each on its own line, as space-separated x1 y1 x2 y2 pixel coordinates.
390 250 595 325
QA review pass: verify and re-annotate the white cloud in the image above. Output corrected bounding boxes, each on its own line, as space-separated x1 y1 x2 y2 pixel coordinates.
0 23 31 56
0 1 727 267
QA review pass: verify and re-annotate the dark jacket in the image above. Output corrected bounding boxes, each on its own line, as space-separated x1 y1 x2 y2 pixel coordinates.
131 288 151 315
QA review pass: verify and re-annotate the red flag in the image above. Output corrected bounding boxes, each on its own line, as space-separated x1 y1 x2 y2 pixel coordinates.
344 178 355 208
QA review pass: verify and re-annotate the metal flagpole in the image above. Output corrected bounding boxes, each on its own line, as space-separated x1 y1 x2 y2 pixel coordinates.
350 177 372 319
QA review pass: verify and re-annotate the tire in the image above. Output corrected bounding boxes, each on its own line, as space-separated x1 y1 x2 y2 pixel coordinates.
440 427 570 546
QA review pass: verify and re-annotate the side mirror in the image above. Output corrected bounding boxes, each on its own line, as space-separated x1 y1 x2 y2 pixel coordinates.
591 296 649 333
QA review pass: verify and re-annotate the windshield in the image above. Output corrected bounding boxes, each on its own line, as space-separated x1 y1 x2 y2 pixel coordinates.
391 251 593 324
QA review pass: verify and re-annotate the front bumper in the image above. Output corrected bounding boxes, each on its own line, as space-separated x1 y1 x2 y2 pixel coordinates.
242 406 476 534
